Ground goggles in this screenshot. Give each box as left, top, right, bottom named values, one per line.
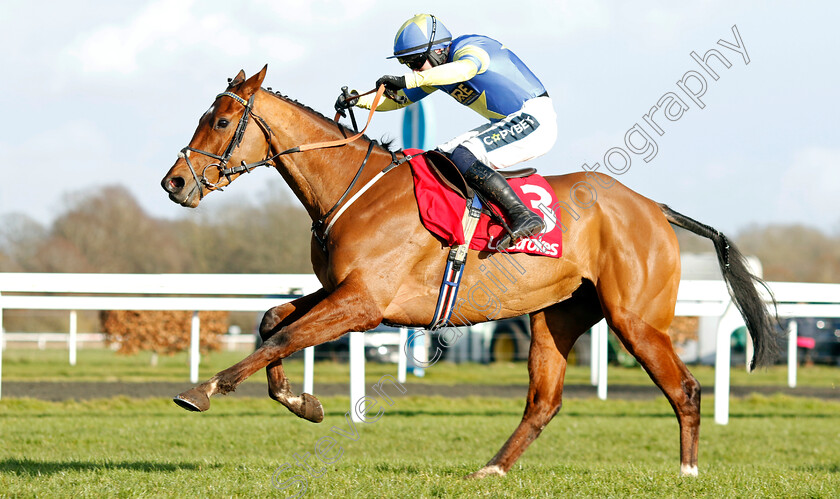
left=398, top=52, right=427, bottom=71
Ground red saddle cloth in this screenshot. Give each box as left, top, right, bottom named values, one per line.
left=405, top=149, right=562, bottom=258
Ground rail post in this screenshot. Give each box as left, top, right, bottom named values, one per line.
left=714, top=301, right=746, bottom=425
left=398, top=327, right=408, bottom=383
left=303, top=346, right=314, bottom=394
left=190, top=311, right=200, bottom=383
left=0, top=291, right=4, bottom=400
left=300, top=284, right=322, bottom=396
left=590, top=325, right=599, bottom=386
left=787, top=321, right=798, bottom=388
left=596, top=320, right=608, bottom=400
left=349, top=330, right=365, bottom=422
left=69, top=310, right=78, bottom=366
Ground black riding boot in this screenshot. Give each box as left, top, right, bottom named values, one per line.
left=462, top=161, right=545, bottom=251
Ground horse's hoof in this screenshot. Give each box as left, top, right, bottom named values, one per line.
left=680, top=464, right=699, bottom=477
left=465, top=465, right=506, bottom=479
left=173, top=388, right=210, bottom=412
left=300, top=393, right=324, bottom=423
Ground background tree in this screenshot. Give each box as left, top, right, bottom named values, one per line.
left=735, top=224, right=840, bottom=283
left=4, top=189, right=839, bottom=282
left=3, top=183, right=839, bottom=348
left=172, top=181, right=312, bottom=273
left=0, top=214, right=50, bottom=271
left=0, top=183, right=315, bottom=343
left=673, top=224, right=840, bottom=283
left=52, top=186, right=189, bottom=273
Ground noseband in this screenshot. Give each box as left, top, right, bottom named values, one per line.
left=178, top=91, right=276, bottom=199
left=175, top=84, right=416, bottom=253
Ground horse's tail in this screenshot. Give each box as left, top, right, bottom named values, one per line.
left=658, top=203, right=781, bottom=369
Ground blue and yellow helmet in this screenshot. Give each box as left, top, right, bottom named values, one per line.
left=388, top=14, right=452, bottom=61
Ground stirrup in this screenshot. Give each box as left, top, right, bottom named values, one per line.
left=496, top=216, right=544, bottom=251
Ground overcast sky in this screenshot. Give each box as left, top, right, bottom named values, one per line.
left=2, top=1, right=838, bottom=235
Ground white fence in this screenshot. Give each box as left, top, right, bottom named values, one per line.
left=0, top=273, right=322, bottom=398
left=589, top=280, right=840, bottom=424
left=1, top=332, right=257, bottom=350
left=2, top=273, right=839, bottom=424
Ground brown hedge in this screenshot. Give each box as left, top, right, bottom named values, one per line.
left=100, top=310, right=229, bottom=355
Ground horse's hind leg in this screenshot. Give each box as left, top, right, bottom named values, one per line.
left=602, top=298, right=701, bottom=476
left=259, top=289, right=330, bottom=423
left=468, top=283, right=602, bottom=478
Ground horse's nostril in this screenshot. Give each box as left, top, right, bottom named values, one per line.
left=164, top=176, right=186, bottom=193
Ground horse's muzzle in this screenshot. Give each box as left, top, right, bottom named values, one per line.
left=161, top=175, right=198, bottom=207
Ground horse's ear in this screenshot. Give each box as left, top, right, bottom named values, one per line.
left=241, top=65, right=268, bottom=98
left=228, top=69, right=247, bottom=88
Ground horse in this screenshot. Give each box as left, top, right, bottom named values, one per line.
left=161, top=65, right=779, bottom=478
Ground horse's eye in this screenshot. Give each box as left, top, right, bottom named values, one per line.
left=216, top=119, right=230, bottom=129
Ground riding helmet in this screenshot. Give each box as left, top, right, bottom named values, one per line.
left=388, top=14, right=452, bottom=67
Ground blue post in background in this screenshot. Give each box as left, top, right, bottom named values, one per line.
left=402, top=100, right=435, bottom=376
left=401, top=100, right=435, bottom=150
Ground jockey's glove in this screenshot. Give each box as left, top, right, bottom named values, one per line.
left=376, top=75, right=407, bottom=92
left=334, top=90, right=359, bottom=116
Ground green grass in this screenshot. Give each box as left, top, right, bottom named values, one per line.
left=2, top=347, right=839, bottom=389
left=0, top=395, right=838, bottom=497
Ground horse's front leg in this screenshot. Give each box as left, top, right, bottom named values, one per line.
left=259, top=289, right=329, bottom=422
left=173, top=279, right=383, bottom=414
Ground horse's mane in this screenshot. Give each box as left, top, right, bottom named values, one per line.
left=261, top=87, right=397, bottom=153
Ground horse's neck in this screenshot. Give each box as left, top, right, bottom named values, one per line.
left=264, top=92, right=378, bottom=222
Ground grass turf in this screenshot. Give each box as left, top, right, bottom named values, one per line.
left=2, top=348, right=839, bottom=388
left=0, top=394, right=838, bottom=497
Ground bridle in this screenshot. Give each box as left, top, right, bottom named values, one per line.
left=178, top=85, right=393, bottom=200
left=178, top=91, right=277, bottom=199
left=175, top=84, right=418, bottom=252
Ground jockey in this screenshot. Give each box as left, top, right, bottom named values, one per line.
left=336, top=13, right=557, bottom=251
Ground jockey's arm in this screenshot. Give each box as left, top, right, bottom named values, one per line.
left=356, top=47, right=485, bottom=111
left=354, top=90, right=417, bottom=111
left=404, top=57, right=480, bottom=88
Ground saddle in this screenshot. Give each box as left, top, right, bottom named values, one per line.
left=403, top=149, right=559, bottom=329
left=421, top=150, right=537, bottom=201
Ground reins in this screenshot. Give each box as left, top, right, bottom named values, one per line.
left=178, top=84, right=416, bottom=253
left=178, top=86, right=387, bottom=199
left=287, top=85, right=387, bottom=153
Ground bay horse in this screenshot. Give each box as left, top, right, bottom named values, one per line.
left=161, top=66, right=778, bottom=478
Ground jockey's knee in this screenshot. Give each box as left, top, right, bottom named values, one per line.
left=450, top=144, right=478, bottom=174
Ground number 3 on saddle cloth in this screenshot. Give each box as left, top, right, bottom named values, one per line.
left=403, top=148, right=563, bottom=329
